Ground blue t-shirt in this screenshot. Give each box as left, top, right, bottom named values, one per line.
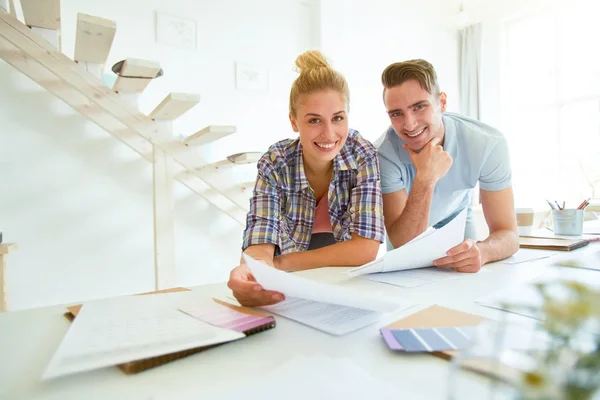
left=377, top=112, right=512, bottom=242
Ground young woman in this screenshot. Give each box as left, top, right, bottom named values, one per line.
left=227, top=50, right=384, bottom=306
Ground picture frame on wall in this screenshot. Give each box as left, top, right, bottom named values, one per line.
left=235, top=62, right=268, bottom=93
left=155, top=11, right=197, bottom=51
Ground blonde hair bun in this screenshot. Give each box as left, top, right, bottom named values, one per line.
left=294, top=50, right=330, bottom=74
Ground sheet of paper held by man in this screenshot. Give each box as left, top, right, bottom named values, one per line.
left=244, top=255, right=415, bottom=335
left=43, top=292, right=245, bottom=380
left=347, top=208, right=468, bottom=277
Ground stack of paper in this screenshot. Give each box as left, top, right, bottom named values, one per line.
left=347, top=208, right=467, bottom=277
left=43, top=293, right=245, bottom=380
left=244, top=255, right=414, bottom=335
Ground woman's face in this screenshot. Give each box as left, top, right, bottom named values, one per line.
left=289, top=89, right=349, bottom=169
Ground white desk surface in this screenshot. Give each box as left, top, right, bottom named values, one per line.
left=1, top=243, right=598, bottom=400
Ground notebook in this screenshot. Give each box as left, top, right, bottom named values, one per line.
left=519, top=236, right=589, bottom=251
left=381, top=305, right=521, bottom=383
left=64, top=288, right=276, bottom=374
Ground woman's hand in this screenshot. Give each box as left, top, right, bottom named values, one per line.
left=227, top=265, right=286, bottom=307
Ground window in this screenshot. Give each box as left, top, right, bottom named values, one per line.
left=501, top=2, right=600, bottom=207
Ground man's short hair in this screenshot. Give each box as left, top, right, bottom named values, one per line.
left=381, top=59, right=440, bottom=96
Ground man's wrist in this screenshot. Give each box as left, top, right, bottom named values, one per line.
left=476, top=241, right=489, bottom=266
left=413, top=175, right=437, bottom=190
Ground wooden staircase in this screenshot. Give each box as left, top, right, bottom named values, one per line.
left=0, top=1, right=259, bottom=294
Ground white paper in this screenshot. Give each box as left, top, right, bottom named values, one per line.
left=361, top=267, right=460, bottom=288
left=476, top=267, right=600, bottom=333
left=262, top=296, right=390, bottom=335
left=218, top=355, right=398, bottom=400
left=583, top=219, right=600, bottom=235
left=553, top=249, right=600, bottom=271
left=43, top=293, right=245, bottom=380
left=499, top=248, right=558, bottom=265
left=243, top=254, right=400, bottom=312
left=347, top=208, right=467, bottom=276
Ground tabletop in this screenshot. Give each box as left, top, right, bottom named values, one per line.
left=1, top=243, right=599, bottom=400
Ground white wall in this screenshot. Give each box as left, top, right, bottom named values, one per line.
left=1, top=0, right=309, bottom=311
left=0, top=0, right=459, bottom=311
left=318, top=0, right=460, bottom=142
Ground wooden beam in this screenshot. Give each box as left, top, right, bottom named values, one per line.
left=183, top=125, right=236, bottom=146
left=149, top=93, right=200, bottom=121
left=21, top=0, right=60, bottom=29
left=74, top=13, right=116, bottom=65
left=153, top=144, right=176, bottom=290
left=0, top=243, right=17, bottom=255
left=0, top=11, right=248, bottom=224
left=0, top=243, right=17, bottom=312
left=0, top=253, right=6, bottom=312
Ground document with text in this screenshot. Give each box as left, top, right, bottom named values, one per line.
left=244, top=254, right=401, bottom=312
left=244, top=255, right=415, bottom=335
left=347, top=208, right=468, bottom=276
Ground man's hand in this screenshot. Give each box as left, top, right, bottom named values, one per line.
left=404, top=137, right=452, bottom=184
left=433, top=239, right=482, bottom=273
left=227, top=265, right=285, bottom=307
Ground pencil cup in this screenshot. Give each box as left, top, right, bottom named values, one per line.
left=552, top=209, right=584, bottom=236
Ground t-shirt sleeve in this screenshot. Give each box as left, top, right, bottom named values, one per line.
left=378, top=150, right=407, bottom=194
left=479, top=137, right=512, bottom=191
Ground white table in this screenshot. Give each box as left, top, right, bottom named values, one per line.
left=1, top=244, right=598, bottom=400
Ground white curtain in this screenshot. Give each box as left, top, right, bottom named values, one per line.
left=459, top=23, right=483, bottom=208
left=459, top=23, right=482, bottom=119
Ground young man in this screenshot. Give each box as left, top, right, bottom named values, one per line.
left=377, top=59, right=518, bottom=273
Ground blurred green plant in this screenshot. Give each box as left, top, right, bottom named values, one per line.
left=505, top=280, right=600, bottom=400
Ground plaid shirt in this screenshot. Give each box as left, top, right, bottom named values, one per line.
left=242, top=129, right=385, bottom=255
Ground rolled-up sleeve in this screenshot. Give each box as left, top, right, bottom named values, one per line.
left=242, top=154, right=282, bottom=252
left=348, top=153, right=385, bottom=243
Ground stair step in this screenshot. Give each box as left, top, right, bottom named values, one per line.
left=112, top=58, right=161, bottom=94
left=21, top=0, right=60, bottom=29
left=200, top=152, right=262, bottom=171
left=74, top=13, right=116, bottom=65
left=149, top=93, right=200, bottom=120
left=183, top=125, right=236, bottom=146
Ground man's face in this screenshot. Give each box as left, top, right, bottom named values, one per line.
left=383, top=79, right=447, bottom=152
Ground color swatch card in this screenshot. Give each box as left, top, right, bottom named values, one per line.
left=180, top=299, right=275, bottom=334
left=381, top=326, right=477, bottom=352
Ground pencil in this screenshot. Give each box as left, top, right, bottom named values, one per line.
left=576, top=198, right=590, bottom=210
